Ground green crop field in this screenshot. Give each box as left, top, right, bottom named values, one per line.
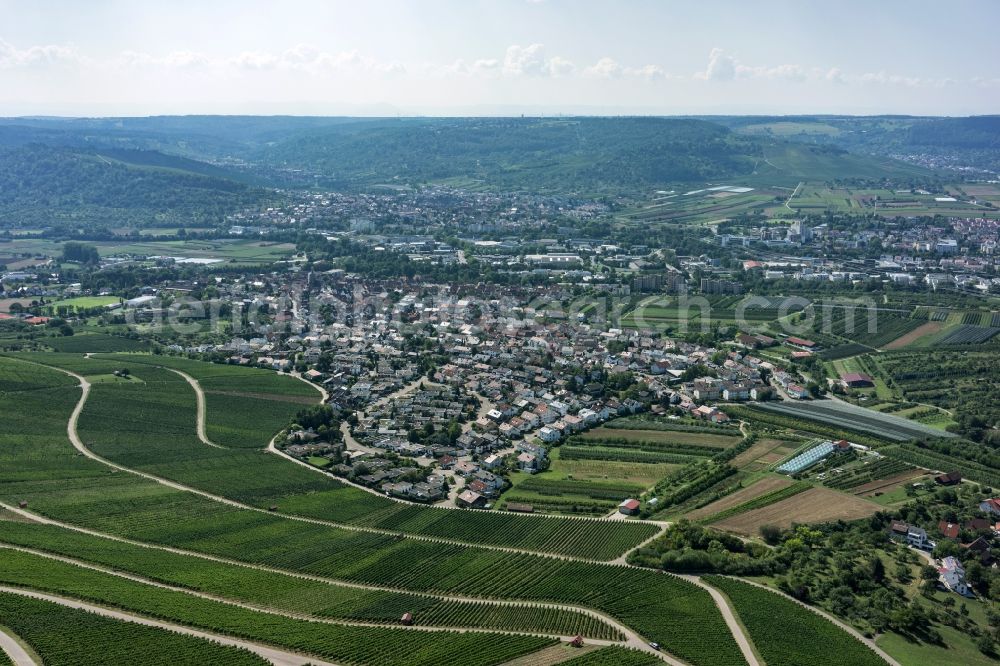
left=0, top=538, right=618, bottom=639
left=559, top=646, right=663, bottom=665
left=704, top=576, right=887, bottom=666
left=0, top=552, right=553, bottom=666
left=45, top=334, right=151, bottom=353
left=0, top=592, right=270, bottom=666
left=42, top=296, right=121, bottom=312
left=0, top=353, right=750, bottom=666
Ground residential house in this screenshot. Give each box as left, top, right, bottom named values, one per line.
left=939, top=556, right=969, bottom=596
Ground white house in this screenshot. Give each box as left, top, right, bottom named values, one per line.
left=538, top=426, right=561, bottom=443
left=482, top=454, right=502, bottom=470
left=939, top=556, right=969, bottom=596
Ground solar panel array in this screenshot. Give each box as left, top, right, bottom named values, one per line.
left=777, top=440, right=835, bottom=474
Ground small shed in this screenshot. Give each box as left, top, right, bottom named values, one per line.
left=401, top=612, right=413, bottom=626
left=268, top=505, right=279, bottom=512
left=618, top=498, right=640, bottom=516
left=569, top=635, right=584, bottom=648
left=18, top=501, right=28, bottom=509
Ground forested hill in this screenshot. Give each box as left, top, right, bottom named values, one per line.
left=0, top=144, right=269, bottom=230
left=0, top=116, right=936, bottom=197
left=251, top=117, right=762, bottom=192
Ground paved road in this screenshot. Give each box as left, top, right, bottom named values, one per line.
left=0, top=585, right=336, bottom=666
left=0, top=625, right=37, bottom=666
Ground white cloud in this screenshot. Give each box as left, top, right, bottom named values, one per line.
left=502, top=44, right=576, bottom=77
left=624, top=64, right=669, bottom=80
left=503, top=43, right=547, bottom=76
left=547, top=56, right=576, bottom=77
left=584, top=57, right=621, bottom=79
left=695, top=47, right=736, bottom=81
left=0, top=38, right=80, bottom=68
left=858, top=71, right=922, bottom=87
left=696, top=48, right=808, bottom=81
left=230, top=51, right=280, bottom=70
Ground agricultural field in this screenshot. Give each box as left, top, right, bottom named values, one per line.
left=2, top=237, right=297, bottom=265
left=44, top=334, right=151, bottom=353
left=701, top=482, right=811, bottom=525
left=876, top=350, right=999, bottom=444
left=0, top=538, right=619, bottom=639
left=41, top=296, right=121, bottom=313
left=881, top=321, right=944, bottom=349
left=703, top=576, right=888, bottom=666
left=809, top=311, right=925, bottom=350
left=93, top=353, right=321, bottom=448
left=578, top=426, right=740, bottom=448
left=0, top=551, right=555, bottom=666
left=0, top=355, right=749, bottom=666
left=711, top=487, right=881, bottom=536
left=936, top=325, right=1000, bottom=346
left=820, top=458, right=918, bottom=492
left=685, top=476, right=794, bottom=521
left=0, top=592, right=270, bottom=666
left=558, top=647, right=662, bottom=665
left=543, top=448, right=680, bottom=488
left=730, top=438, right=802, bottom=472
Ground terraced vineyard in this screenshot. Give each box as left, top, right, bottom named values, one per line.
left=0, top=591, right=269, bottom=666
left=559, top=647, right=662, bottom=665
left=0, top=525, right=619, bottom=639
left=0, top=555, right=554, bottom=666
left=0, top=354, right=747, bottom=666
left=704, top=576, right=888, bottom=666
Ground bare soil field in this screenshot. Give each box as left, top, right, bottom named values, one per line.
left=0, top=298, right=32, bottom=312
left=731, top=439, right=794, bottom=469
left=712, top=487, right=881, bottom=536
left=852, top=470, right=927, bottom=497
left=686, top=476, right=794, bottom=520
left=582, top=427, right=739, bottom=448
left=883, top=321, right=943, bottom=349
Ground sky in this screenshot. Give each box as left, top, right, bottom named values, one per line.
left=0, top=0, right=997, bottom=117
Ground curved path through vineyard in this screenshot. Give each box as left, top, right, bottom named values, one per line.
left=0, top=585, right=336, bottom=666
left=166, top=368, right=225, bottom=449
left=0, top=625, right=38, bottom=666
left=678, top=575, right=760, bottom=666
left=0, top=504, right=647, bottom=653
left=13, top=359, right=727, bottom=664
left=0, top=545, right=627, bottom=648
left=165, top=362, right=671, bottom=532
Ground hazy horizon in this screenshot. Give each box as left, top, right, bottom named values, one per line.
left=2, top=0, right=997, bottom=117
